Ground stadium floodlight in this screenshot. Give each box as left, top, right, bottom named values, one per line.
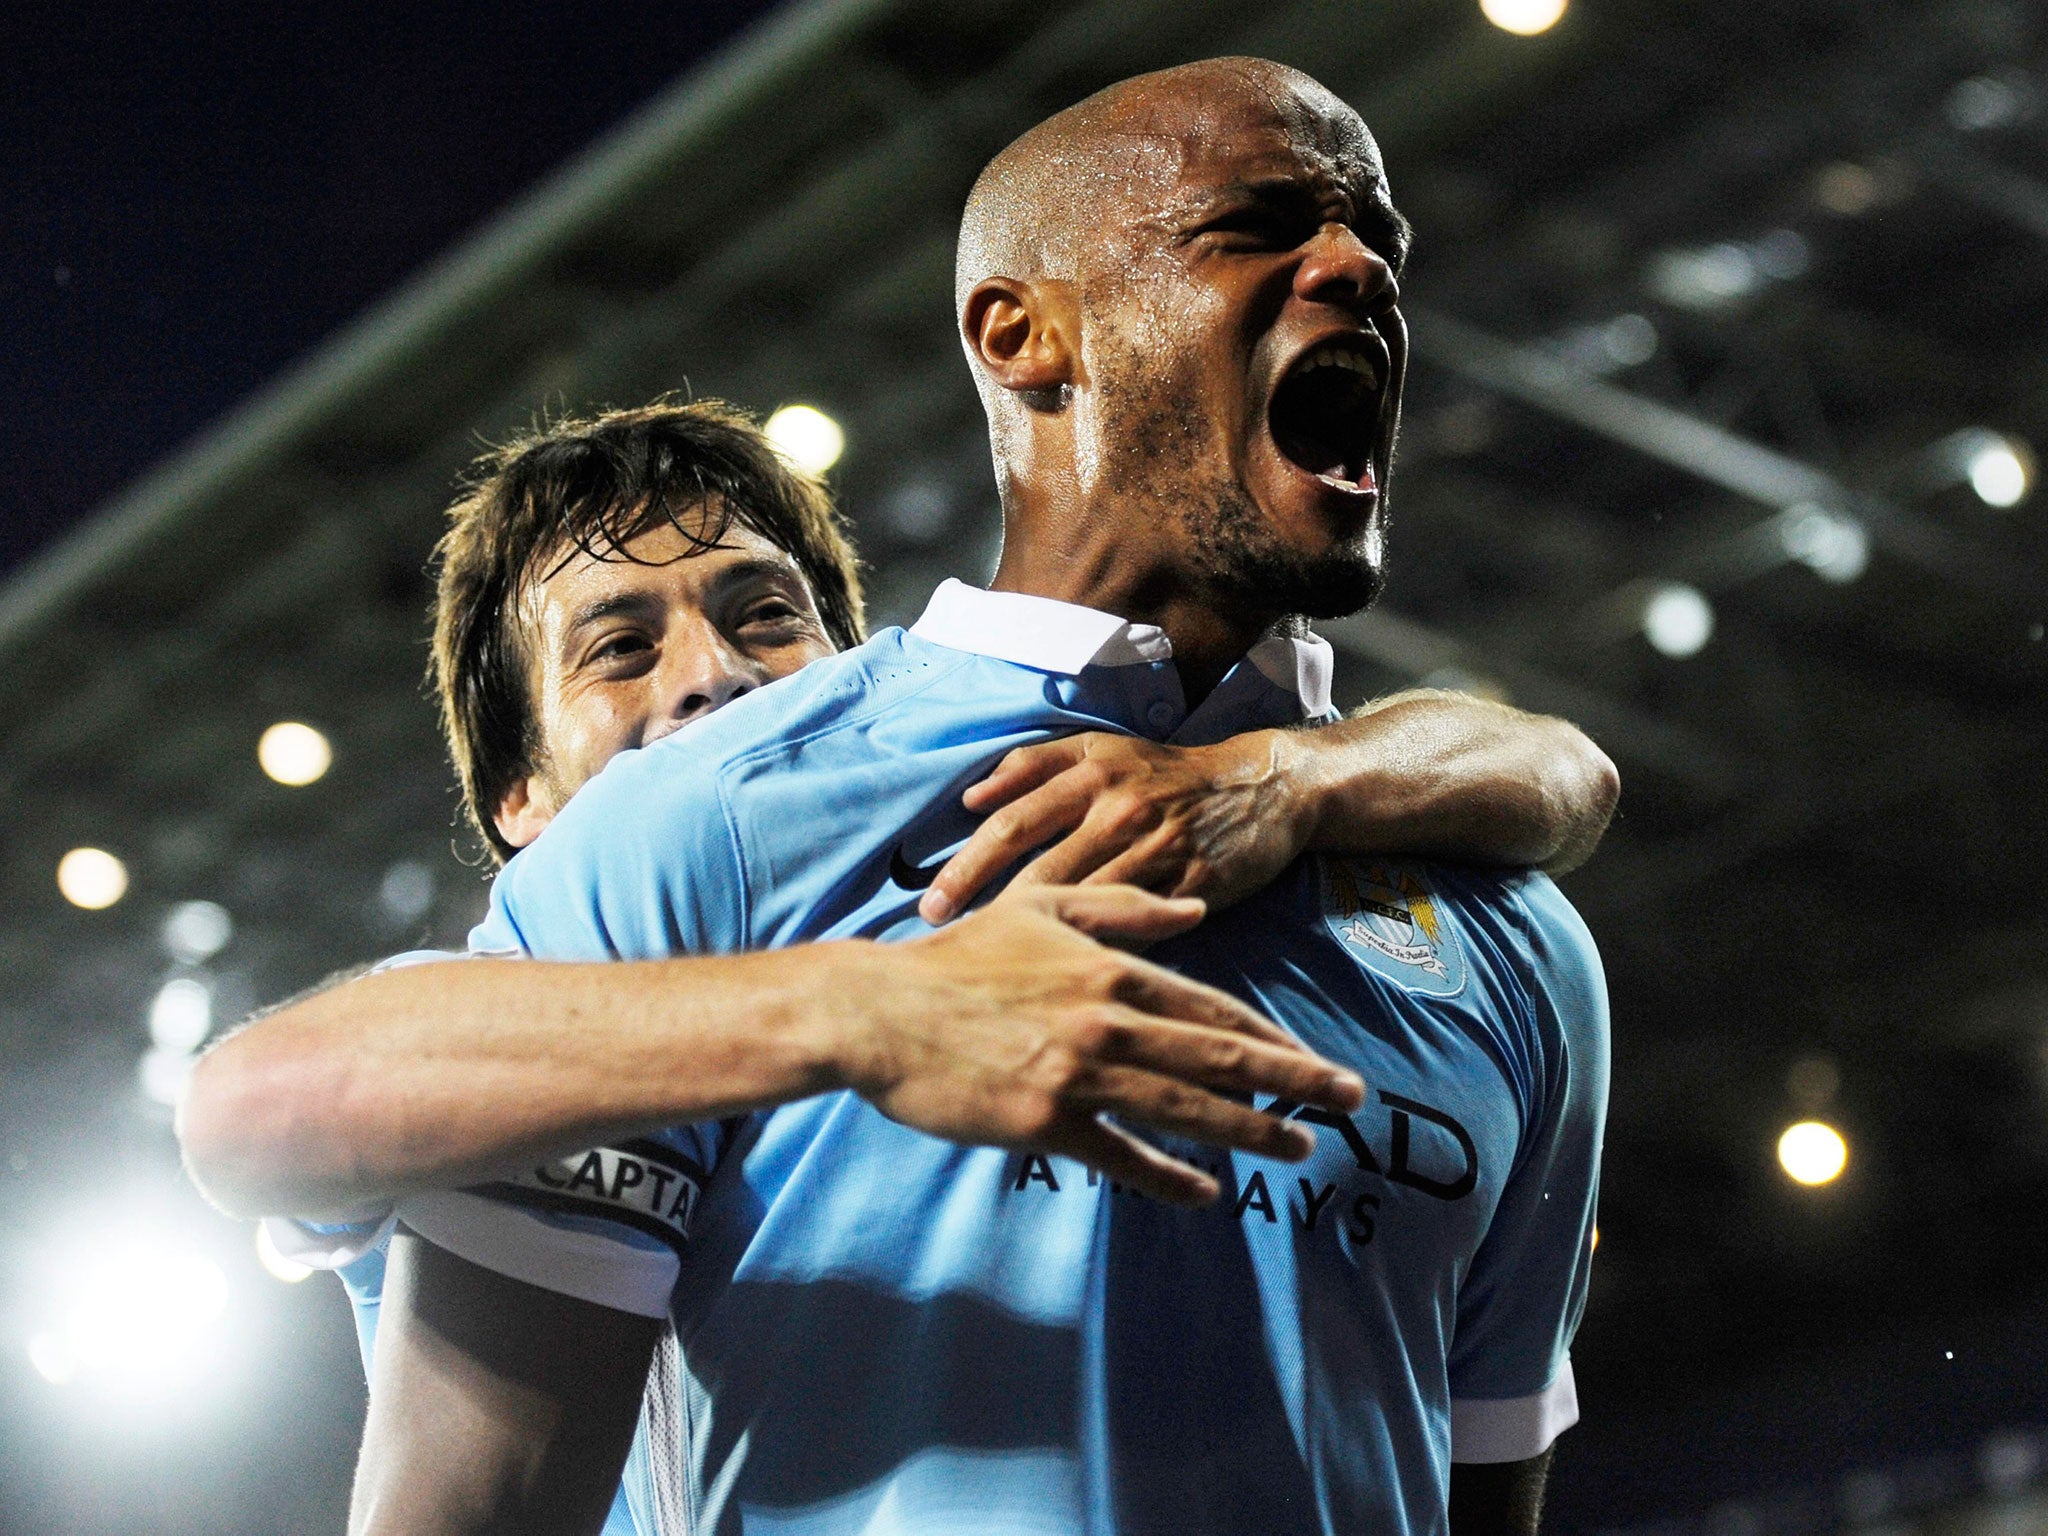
left=764, top=404, right=846, bottom=476
left=1480, top=0, right=1566, bottom=35
left=27, top=1331, right=77, bottom=1385
left=1966, top=434, right=2032, bottom=508
left=24, top=1231, right=233, bottom=1402
left=161, top=899, right=233, bottom=964
left=258, top=721, right=332, bottom=786
left=1777, top=1120, right=1848, bottom=1186
left=1642, top=583, right=1715, bottom=658
left=138, top=1047, right=197, bottom=1107
left=1778, top=504, right=1870, bottom=584
left=148, top=977, right=213, bottom=1053
left=57, top=847, right=128, bottom=909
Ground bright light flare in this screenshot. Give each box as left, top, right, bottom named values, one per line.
left=256, top=1223, right=315, bottom=1284
left=1481, top=0, right=1566, bottom=35
left=258, top=721, right=332, bottom=786
left=1967, top=436, right=2032, bottom=508
left=764, top=405, right=845, bottom=476
left=1779, top=504, right=1870, bottom=584
left=1643, top=583, right=1715, bottom=658
left=1777, top=1120, right=1848, bottom=1186
left=57, top=847, right=128, bottom=909
left=148, top=977, right=212, bottom=1052
left=162, top=899, right=232, bottom=963
left=25, top=1235, right=231, bottom=1397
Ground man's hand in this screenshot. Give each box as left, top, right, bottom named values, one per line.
left=832, top=884, right=1363, bottom=1207
left=921, top=732, right=1301, bottom=924
left=918, top=693, right=1620, bottom=924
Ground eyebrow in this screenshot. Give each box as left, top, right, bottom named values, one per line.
left=564, top=589, right=663, bottom=642
left=562, top=554, right=805, bottom=641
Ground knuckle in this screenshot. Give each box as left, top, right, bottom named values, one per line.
left=1013, top=1097, right=1063, bottom=1141
left=1085, top=955, right=1140, bottom=1001
left=1106, top=795, right=1155, bottom=836
left=1204, top=1036, right=1249, bottom=1075
left=1061, top=1011, right=1114, bottom=1062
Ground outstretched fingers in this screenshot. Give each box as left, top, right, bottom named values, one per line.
left=960, top=739, right=1089, bottom=814
left=1084, top=997, right=1365, bottom=1117
left=1078, top=1062, right=1316, bottom=1162
left=1047, top=1113, right=1221, bottom=1207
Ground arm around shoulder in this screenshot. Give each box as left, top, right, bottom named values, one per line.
left=1286, top=690, right=1619, bottom=875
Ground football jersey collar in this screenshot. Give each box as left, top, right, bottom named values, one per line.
left=907, top=578, right=1333, bottom=719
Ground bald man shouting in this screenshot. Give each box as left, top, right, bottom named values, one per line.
left=353, top=60, right=1608, bottom=1536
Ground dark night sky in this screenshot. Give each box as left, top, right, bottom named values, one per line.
left=4, top=0, right=782, bottom=583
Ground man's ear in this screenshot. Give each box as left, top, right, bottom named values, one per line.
left=961, top=276, right=1076, bottom=401
left=493, top=772, right=557, bottom=851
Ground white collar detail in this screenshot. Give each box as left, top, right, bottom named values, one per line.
left=907, top=579, right=1334, bottom=718
left=909, top=579, right=1172, bottom=673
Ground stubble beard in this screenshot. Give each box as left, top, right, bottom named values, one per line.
left=1094, top=332, right=1388, bottom=629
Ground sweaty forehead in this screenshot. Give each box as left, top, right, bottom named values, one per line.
left=1097, top=68, right=1385, bottom=207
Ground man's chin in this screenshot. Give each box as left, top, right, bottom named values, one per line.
left=1255, top=545, right=1385, bottom=621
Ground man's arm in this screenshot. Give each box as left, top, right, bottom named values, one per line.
left=181, top=886, right=1365, bottom=1219
left=920, top=689, right=1620, bottom=922
left=349, top=1231, right=654, bottom=1536
left=1449, top=1452, right=1553, bottom=1536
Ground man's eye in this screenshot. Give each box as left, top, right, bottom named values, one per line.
left=1204, top=211, right=1287, bottom=244
left=590, top=633, right=653, bottom=663
left=742, top=600, right=804, bottom=627
left=1201, top=206, right=1316, bottom=249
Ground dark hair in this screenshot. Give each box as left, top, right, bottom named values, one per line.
left=432, top=399, right=865, bottom=863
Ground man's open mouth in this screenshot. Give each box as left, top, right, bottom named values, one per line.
left=1269, top=342, right=1384, bottom=492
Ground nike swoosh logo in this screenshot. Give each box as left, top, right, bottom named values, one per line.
left=889, top=847, right=947, bottom=890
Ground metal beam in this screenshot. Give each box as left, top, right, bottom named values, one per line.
left=1405, top=303, right=2030, bottom=603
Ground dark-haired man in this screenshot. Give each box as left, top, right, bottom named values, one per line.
left=340, top=59, right=1611, bottom=1536
left=188, top=395, right=1610, bottom=1534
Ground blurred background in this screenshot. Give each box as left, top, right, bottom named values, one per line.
left=4, top=0, right=2046, bottom=1530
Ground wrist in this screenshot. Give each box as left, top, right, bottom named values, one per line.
left=791, top=940, right=895, bottom=1099
left=1261, top=727, right=1330, bottom=856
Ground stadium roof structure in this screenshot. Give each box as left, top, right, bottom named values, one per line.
left=3, top=0, right=2046, bottom=1527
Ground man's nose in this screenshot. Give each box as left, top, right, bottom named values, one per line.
left=660, top=638, right=760, bottom=730
left=1294, top=224, right=1398, bottom=314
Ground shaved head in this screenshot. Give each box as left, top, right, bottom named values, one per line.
left=955, top=58, right=1393, bottom=313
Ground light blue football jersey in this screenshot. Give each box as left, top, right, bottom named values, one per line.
left=395, top=581, right=1609, bottom=1536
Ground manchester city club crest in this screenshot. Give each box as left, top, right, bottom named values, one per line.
left=1321, top=858, right=1466, bottom=998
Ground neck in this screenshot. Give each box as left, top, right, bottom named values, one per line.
left=989, top=508, right=1267, bottom=706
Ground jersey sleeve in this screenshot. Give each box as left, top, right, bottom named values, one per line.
left=393, top=1128, right=728, bottom=1318
left=474, top=739, right=750, bottom=962
left=1447, top=874, right=1610, bottom=1463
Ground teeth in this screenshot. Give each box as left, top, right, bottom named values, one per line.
left=1296, top=343, right=1380, bottom=386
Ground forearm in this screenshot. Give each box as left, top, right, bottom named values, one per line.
left=181, top=946, right=866, bottom=1220
left=1279, top=691, right=1619, bottom=874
